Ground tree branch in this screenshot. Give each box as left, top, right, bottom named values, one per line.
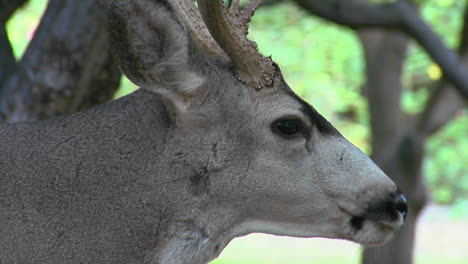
left=0, top=0, right=121, bottom=122
left=0, top=25, right=17, bottom=91
left=293, top=0, right=468, bottom=99
left=417, top=3, right=468, bottom=136
left=458, top=3, right=468, bottom=54
left=359, top=30, right=410, bottom=163
left=418, top=83, right=465, bottom=136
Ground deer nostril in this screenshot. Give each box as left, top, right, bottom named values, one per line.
left=393, top=193, right=408, bottom=219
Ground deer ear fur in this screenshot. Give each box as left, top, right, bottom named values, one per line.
left=108, top=0, right=204, bottom=99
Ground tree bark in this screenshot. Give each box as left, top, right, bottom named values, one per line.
left=358, top=9, right=467, bottom=260
left=359, top=30, right=428, bottom=264
left=0, top=0, right=121, bottom=123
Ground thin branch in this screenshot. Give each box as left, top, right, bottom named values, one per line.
left=0, top=25, right=17, bottom=91
left=294, top=0, right=468, bottom=99
left=358, top=30, right=410, bottom=162
left=418, top=83, right=465, bottom=136
left=458, top=3, right=468, bottom=54
left=418, top=3, right=468, bottom=136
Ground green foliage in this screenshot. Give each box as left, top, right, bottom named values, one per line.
left=421, top=0, right=465, bottom=41
left=115, top=76, right=138, bottom=98
left=449, top=199, right=468, bottom=219
left=425, top=112, right=468, bottom=204
left=402, top=0, right=464, bottom=113
left=6, top=0, right=47, bottom=59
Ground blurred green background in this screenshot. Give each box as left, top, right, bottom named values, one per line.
left=7, top=0, right=467, bottom=263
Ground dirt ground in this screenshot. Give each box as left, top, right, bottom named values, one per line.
left=414, top=204, right=468, bottom=263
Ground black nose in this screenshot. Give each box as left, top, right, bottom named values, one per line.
left=393, top=193, right=408, bottom=219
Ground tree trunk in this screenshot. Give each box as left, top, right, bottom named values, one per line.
left=0, top=0, right=121, bottom=123
left=359, top=30, right=428, bottom=264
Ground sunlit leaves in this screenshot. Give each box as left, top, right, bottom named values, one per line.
left=425, top=113, right=468, bottom=204
left=427, top=63, right=442, bottom=80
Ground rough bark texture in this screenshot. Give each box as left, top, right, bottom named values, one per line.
left=0, top=0, right=121, bottom=123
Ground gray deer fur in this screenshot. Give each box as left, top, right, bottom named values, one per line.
left=0, top=0, right=407, bottom=263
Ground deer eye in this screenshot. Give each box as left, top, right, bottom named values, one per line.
left=272, top=118, right=304, bottom=138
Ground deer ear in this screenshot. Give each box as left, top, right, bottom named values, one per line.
left=108, top=0, right=204, bottom=99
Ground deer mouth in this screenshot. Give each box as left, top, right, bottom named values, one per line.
left=349, top=213, right=403, bottom=231
left=342, top=208, right=404, bottom=246
left=350, top=216, right=365, bottom=230
left=337, top=192, right=407, bottom=245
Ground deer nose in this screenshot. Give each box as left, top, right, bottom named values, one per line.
left=393, top=193, right=408, bottom=219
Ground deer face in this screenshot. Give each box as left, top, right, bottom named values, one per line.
left=186, top=70, right=406, bottom=247
left=109, top=0, right=407, bottom=250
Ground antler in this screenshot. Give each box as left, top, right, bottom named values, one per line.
left=197, top=0, right=276, bottom=89
left=169, top=0, right=227, bottom=59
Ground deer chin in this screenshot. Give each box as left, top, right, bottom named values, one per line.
left=344, top=213, right=404, bottom=246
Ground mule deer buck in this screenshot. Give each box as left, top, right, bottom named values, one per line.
left=0, top=0, right=408, bottom=263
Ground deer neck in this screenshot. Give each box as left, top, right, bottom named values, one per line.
left=150, top=204, right=243, bottom=264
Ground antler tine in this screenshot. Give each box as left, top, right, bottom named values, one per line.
left=198, top=0, right=275, bottom=90
left=169, top=0, right=227, bottom=59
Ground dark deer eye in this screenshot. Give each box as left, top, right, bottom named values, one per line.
left=272, top=119, right=304, bottom=137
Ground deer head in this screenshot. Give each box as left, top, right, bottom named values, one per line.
left=107, top=0, right=407, bottom=261
left=0, top=0, right=407, bottom=263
